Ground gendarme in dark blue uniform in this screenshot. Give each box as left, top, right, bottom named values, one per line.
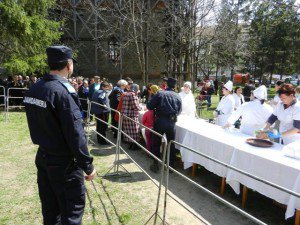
left=24, top=46, right=95, bottom=225
left=147, top=77, right=182, bottom=173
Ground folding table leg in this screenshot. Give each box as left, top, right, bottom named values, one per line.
left=242, top=185, right=248, bottom=208
left=192, top=163, right=197, bottom=177
left=220, top=177, right=226, bottom=195
left=295, top=210, right=300, bottom=225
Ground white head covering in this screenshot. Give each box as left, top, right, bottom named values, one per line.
left=183, top=81, right=191, bottom=89
left=224, top=80, right=233, bottom=92
left=253, top=85, right=267, bottom=100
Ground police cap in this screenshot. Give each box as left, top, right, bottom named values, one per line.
left=167, top=77, right=177, bottom=88
left=46, top=45, right=77, bottom=64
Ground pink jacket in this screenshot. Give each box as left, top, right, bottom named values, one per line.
left=142, top=110, right=153, bottom=129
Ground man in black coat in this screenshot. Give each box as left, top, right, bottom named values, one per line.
left=24, top=46, right=96, bottom=225
left=147, top=77, right=182, bottom=173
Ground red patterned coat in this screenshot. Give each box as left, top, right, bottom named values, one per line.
left=121, top=91, right=142, bottom=142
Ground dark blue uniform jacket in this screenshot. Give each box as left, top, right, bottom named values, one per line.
left=90, top=89, right=110, bottom=115
left=147, top=88, right=182, bottom=117
left=24, top=74, right=94, bottom=175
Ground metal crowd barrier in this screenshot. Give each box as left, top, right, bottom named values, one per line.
left=163, top=140, right=300, bottom=225
left=0, top=86, right=6, bottom=113
left=6, top=87, right=28, bottom=121
left=86, top=101, right=269, bottom=224
left=88, top=100, right=169, bottom=224
left=88, top=102, right=300, bottom=224
left=88, top=101, right=125, bottom=177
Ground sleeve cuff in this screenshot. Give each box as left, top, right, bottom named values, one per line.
left=267, top=114, right=278, bottom=125
left=83, top=163, right=94, bottom=175
left=293, top=120, right=300, bottom=129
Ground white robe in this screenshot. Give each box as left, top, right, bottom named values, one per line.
left=273, top=100, right=300, bottom=144
left=227, top=99, right=273, bottom=136
left=232, top=93, right=245, bottom=109
left=179, top=91, right=196, bottom=117
left=216, top=94, right=235, bottom=126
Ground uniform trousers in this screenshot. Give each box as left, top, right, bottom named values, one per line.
left=95, top=112, right=108, bottom=143
left=110, top=110, right=118, bottom=138
left=152, top=117, right=176, bottom=167
left=35, top=149, right=86, bottom=225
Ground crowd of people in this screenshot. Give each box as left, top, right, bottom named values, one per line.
left=2, top=72, right=300, bottom=165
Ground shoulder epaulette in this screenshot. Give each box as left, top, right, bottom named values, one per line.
left=59, top=81, right=76, bottom=94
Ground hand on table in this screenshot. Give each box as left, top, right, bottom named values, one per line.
left=267, top=130, right=281, bottom=139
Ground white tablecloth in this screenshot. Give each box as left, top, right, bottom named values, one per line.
left=175, top=116, right=300, bottom=219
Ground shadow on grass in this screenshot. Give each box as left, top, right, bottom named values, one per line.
left=103, top=171, right=150, bottom=183
left=88, top=176, right=133, bottom=225
left=90, top=147, right=117, bottom=157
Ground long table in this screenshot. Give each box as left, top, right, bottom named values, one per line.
left=175, top=115, right=300, bottom=219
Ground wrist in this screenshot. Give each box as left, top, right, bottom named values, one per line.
left=85, top=164, right=94, bottom=175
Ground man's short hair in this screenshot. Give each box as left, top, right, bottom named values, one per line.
left=48, top=61, right=69, bottom=71
left=101, top=81, right=110, bottom=88
left=117, top=79, right=128, bottom=87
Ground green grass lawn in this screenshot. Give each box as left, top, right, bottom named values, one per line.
left=0, top=112, right=199, bottom=225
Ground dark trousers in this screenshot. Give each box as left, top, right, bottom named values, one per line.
left=152, top=117, right=176, bottom=167
left=110, top=110, right=118, bottom=137
left=96, top=112, right=108, bottom=143
left=206, top=95, right=211, bottom=107
left=35, top=149, right=85, bottom=225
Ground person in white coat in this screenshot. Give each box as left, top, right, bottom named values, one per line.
left=232, top=86, right=245, bottom=110
left=179, top=81, right=196, bottom=117
left=214, top=80, right=235, bottom=126
left=224, top=85, right=273, bottom=136
left=270, top=80, right=284, bottom=109
left=264, top=84, right=300, bottom=145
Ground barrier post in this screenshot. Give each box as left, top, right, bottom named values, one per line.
left=0, top=86, right=6, bottom=120
left=5, top=87, right=28, bottom=121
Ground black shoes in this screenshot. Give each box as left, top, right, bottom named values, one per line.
left=98, top=140, right=109, bottom=145
left=150, top=160, right=159, bottom=173
left=128, top=142, right=139, bottom=151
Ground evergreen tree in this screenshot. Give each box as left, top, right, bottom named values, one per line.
left=0, top=0, right=62, bottom=75
left=248, top=0, right=300, bottom=81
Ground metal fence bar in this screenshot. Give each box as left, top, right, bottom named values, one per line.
left=116, top=114, right=168, bottom=225
left=170, top=140, right=300, bottom=199
left=89, top=101, right=128, bottom=178
left=6, top=87, right=28, bottom=121
left=164, top=140, right=300, bottom=225
left=0, top=86, right=6, bottom=114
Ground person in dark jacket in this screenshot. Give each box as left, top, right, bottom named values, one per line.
left=91, top=81, right=111, bottom=145
left=243, top=80, right=255, bottom=102
left=108, top=79, right=128, bottom=138
left=23, top=45, right=96, bottom=225
left=78, top=80, right=89, bottom=121
left=147, top=77, right=182, bottom=173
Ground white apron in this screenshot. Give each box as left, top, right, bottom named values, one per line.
left=216, top=94, right=235, bottom=126
left=227, top=99, right=273, bottom=136
left=274, top=100, right=300, bottom=145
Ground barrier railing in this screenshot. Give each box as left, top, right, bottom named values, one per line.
left=86, top=100, right=270, bottom=224
left=119, top=113, right=168, bottom=225
left=0, top=86, right=6, bottom=113
left=6, top=87, right=28, bottom=121
left=88, top=100, right=169, bottom=224
left=88, top=101, right=125, bottom=178
left=164, top=140, right=300, bottom=225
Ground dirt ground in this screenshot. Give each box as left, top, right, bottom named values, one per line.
left=88, top=125, right=296, bottom=225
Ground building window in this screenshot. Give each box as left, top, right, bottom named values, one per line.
left=108, top=37, right=119, bottom=62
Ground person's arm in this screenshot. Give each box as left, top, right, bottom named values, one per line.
left=147, top=93, right=159, bottom=110
left=225, top=104, right=244, bottom=127
left=281, top=127, right=300, bottom=137
left=56, top=91, right=95, bottom=178
left=220, top=98, right=234, bottom=115
left=132, top=94, right=142, bottom=111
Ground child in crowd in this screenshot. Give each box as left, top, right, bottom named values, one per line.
left=142, top=108, right=153, bottom=152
